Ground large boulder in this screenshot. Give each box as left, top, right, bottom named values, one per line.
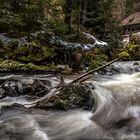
left=36, top=83, right=95, bottom=111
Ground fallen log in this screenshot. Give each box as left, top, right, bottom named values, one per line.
left=71, top=58, right=120, bottom=83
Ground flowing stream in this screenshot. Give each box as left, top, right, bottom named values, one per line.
left=0, top=62, right=140, bottom=139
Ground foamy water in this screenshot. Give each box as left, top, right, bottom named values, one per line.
left=0, top=72, right=140, bottom=139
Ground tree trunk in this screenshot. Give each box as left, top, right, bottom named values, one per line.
left=64, top=0, right=72, bottom=33
left=27, top=0, right=31, bottom=42
left=82, top=0, right=87, bottom=25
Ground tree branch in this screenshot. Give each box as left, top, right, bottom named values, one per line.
left=71, top=58, right=120, bottom=83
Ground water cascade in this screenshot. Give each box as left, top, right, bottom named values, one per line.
left=109, top=61, right=140, bottom=74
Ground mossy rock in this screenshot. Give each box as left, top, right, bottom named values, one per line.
left=0, top=60, right=56, bottom=72
left=36, top=83, right=95, bottom=111
left=129, top=34, right=140, bottom=45
left=36, top=32, right=52, bottom=45
left=119, top=52, right=130, bottom=58
left=90, top=54, right=108, bottom=69
left=0, top=60, right=24, bottom=71
left=120, top=43, right=140, bottom=60
left=14, top=42, right=55, bottom=63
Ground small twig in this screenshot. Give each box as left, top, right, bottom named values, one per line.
left=37, top=79, right=49, bottom=89
left=57, top=74, right=65, bottom=85
left=37, top=95, right=61, bottom=107
left=24, top=86, right=62, bottom=107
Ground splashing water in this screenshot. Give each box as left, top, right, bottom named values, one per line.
left=110, top=61, right=140, bottom=74
left=83, top=32, right=108, bottom=47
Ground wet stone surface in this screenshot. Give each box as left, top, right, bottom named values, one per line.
left=0, top=75, right=95, bottom=111
left=0, top=79, right=50, bottom=99
left=36, top=83, right=95, bottom=111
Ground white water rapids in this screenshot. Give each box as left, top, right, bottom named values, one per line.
left=0, top=62, right=140, bottom=139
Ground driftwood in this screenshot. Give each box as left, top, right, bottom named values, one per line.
left=71, top=58, right=120, bottom=83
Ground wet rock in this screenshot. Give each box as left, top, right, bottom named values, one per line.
left=0, top=60, right=56, bottom=72
left=36, top=83, right=95, bottom=111
left=56, top=65, right=72, bottom=74
left=133, top=62, right=139, bottom=66
left=0, top=79, right=50, bottom=99
left=0, top=81, right=31, bottom=98
left=59, top=83, right=94, bottom=110
left=31, top=79, right=50, bottom=97
left=0, top=33, right=27, bottom=45
left=0, top=60, right=24, bottom=72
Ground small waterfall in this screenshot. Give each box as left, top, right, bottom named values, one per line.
left=49, top=32, right=108, bottom=51
left=0, top=33, right=27, bottom=45
left=83, top=32, right=108, bottom=46
left=110, top=61, right=140, bottom=74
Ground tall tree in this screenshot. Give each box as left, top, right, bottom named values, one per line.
left=64, top=0, right=72, bottom=32
left=0, top=0, right=45, bottom=37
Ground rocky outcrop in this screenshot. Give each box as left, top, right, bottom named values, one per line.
left=0, top=78, right=50, bottom=99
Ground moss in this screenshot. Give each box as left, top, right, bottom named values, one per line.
left=0, top=16, right=24, bottom=34
left=23, top=63, right=39, bottom=70
left=0, top=41, right=58, bottom=71
left=1, top=41, right=19, bottom=60
left=22, top=63, right=56, bottom=71
left=14, top=42, right=55, bottom=63
left=0, top=58, right=4, bottom=63
left=0, top=60, right=24, bottom=71
left=36, top=32, right=51, bottom=45
left=120, top=43, right=140, bottom=60
left=53, top=21, right=68, bottom=35
left=119, top=52, right=130, bottom=58
left=89, top=54, right=108, bottom=69
left=0, top=60, right=56, bottom=72
left=129, top=34, right=140, bottom=45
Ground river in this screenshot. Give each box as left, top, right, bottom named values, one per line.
left=0, top=61, right=140, bottom=139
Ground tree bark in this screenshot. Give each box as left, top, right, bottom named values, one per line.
left=82, top=0, right=87, bottom=25
left=27, top=0, right=31, bottom=42
left=64, top=0, right=72, bottom=32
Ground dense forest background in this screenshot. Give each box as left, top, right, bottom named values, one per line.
left=0, top=0, right=140, bottom=72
